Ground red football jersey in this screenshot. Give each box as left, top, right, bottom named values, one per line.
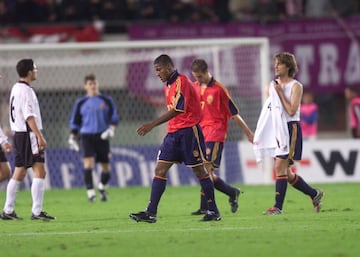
left=164, top=74, right=202, bottom=133
left=194, top=79, right=239, bottom=142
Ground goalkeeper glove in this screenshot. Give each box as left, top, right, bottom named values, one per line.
left=68, top=134, right=80, bottom=152
left=101, top=126, right=115, bottom=140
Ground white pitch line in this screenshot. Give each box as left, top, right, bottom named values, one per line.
left=2, top=226, right=261, bottom=237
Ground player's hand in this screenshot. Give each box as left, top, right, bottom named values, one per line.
left=246, top=132, right=254, bottom=144
left=136, top=123, right=153, bottom=136
left=101, top=126, right=115, bottom=140
left=1, top=142, right=12, bottom=154
left=68, top=134, right=80, bottom=152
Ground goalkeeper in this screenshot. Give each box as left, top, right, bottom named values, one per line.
left=68, top=73, right=119, bottom=202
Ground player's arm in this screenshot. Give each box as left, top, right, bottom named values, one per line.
left=274, top=81, right=302, bottom=116
left=137, top=109, right=179, bottom=136
left=109, top=97, right=120, bottom=126
left=101, top=96, right=120, bottom=140
left=227, top=96, right=254, bottom=143
left=26, top=116, right=47, bottom=149
left=22, top=89, right=46, bottom=149
left=69, top=98, right=85, bottom=135
left=0, top=127, right=12, bottom=153
left=232, top=115, right=254, bottom=143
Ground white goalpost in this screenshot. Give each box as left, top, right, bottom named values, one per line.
left=0, top=38, right=271, bottom=187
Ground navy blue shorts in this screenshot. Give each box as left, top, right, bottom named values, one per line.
left=205, top=142, right=224, bottom=169
left=276, top=121, right=303, bottom=163
left=81, top=133, right=110, bottom=163
left=158, top=125, right=206, bottom=167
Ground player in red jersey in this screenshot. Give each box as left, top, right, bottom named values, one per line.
left=190, top=59, right=254, bottom=215
left=129, top=54, right=221, bottom=223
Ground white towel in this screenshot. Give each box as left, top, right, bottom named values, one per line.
left=253, top=97, right=277, bottom=163
left=269, top=83, right=290, bottom=157
left=253, top=82, right=290, bottom=163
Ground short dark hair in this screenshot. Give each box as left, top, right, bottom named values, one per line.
left=153, top=54, right=173, bottom=67
left=191, top=59, right=208, bottom=73
left=84, top=73, right=96, bottom=83
left=16, top=59, right=34, bottom=77
left=346, top=85, right=360, bottom=95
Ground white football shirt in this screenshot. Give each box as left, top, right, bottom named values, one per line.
left=9, top=82, right=43, bottom=132
left=0, top=127, right=8, bottom=145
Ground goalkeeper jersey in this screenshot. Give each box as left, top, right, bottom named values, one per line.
left=69, top=94, right=119, bottom=134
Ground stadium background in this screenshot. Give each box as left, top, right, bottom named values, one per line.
left=0, top=0, right=360, bottom=189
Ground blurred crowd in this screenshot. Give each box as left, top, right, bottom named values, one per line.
left=1, top=0, right=360, bottom=26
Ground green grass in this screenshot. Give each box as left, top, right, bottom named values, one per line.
left=0, top=183, right=359, bottom=257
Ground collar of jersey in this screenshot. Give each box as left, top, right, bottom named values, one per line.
left=166, top=70, right=179, bottom=86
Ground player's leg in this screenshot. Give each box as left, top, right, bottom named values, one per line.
left=130, top=133, right=175, bottom=223
left=0, top=148, right=11, bottom=182
left=287, top=168, right=323, bottom=212
left=83, top=157, right=96, bottom=202
left=192, top=165, right=221, bottom=221
left=97, top=137, right=111, bottom=201
left=191, top=161, right=210, bottom=215
left=1, top=167, right=26, bottom=220
left=31, top=161, right=55, bottom=220
left=263, top=157, right=288, bottom=215
left=129, top=161, right=172, bottom=223
left=98, top=163, right=110, bottom=201
left=82, top=134, right=96, bottom=202
left=2, top=132, right=28, bottom=220
left=185, top=125, right=220, bottom=221
left=0, top=161, right=11, bottom=183
left=287, top=121, right=324, bottom=212
left=206, top=142, right=240, bottom=213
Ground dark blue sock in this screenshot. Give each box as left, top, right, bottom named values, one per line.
left=274, top=176, right=288, bottom=210
left=199, top=176, right=219, bottom=214
left=146, top=176, right=167, bottom=215
left=290, top=174, right=317, bottom=198
left=199, top=191, right=207, bottom=210
left=213, top=177, right=236, bottom=196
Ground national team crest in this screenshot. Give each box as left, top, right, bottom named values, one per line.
left=207, top=95, right=213, bottom=104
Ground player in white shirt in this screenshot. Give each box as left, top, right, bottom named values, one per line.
left=1, top=59, right=55, bottom=221
left=0, top=127, right=11, bottom=183
left=261, top=52, right=323, bottom=215
left=0, top=74, right=12, bottom=183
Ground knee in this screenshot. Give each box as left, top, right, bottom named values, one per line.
left=193, top=166, right=208, bottom=178
left=154, top=167, right=167, bottom=178
left=274, top=163, right=287, bottom=176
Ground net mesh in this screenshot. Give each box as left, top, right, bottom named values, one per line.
left=0, top=38, right=269, bottom=188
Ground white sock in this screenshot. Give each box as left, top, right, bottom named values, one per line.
left=98, top=182, right=105, bottom=191
left=3, top=179, right=20, bottom=214
left=31, top=178, right=45, bottom=216
left=87, top=189, right=96, bottom=198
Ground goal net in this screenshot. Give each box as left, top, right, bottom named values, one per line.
left=0, top=38, right=270, bottom=188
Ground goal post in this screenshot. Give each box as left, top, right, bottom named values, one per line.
left=0, top=37, right=271, bottom=187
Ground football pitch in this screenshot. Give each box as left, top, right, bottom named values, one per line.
left=0, top=182, right=359, bottom=257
